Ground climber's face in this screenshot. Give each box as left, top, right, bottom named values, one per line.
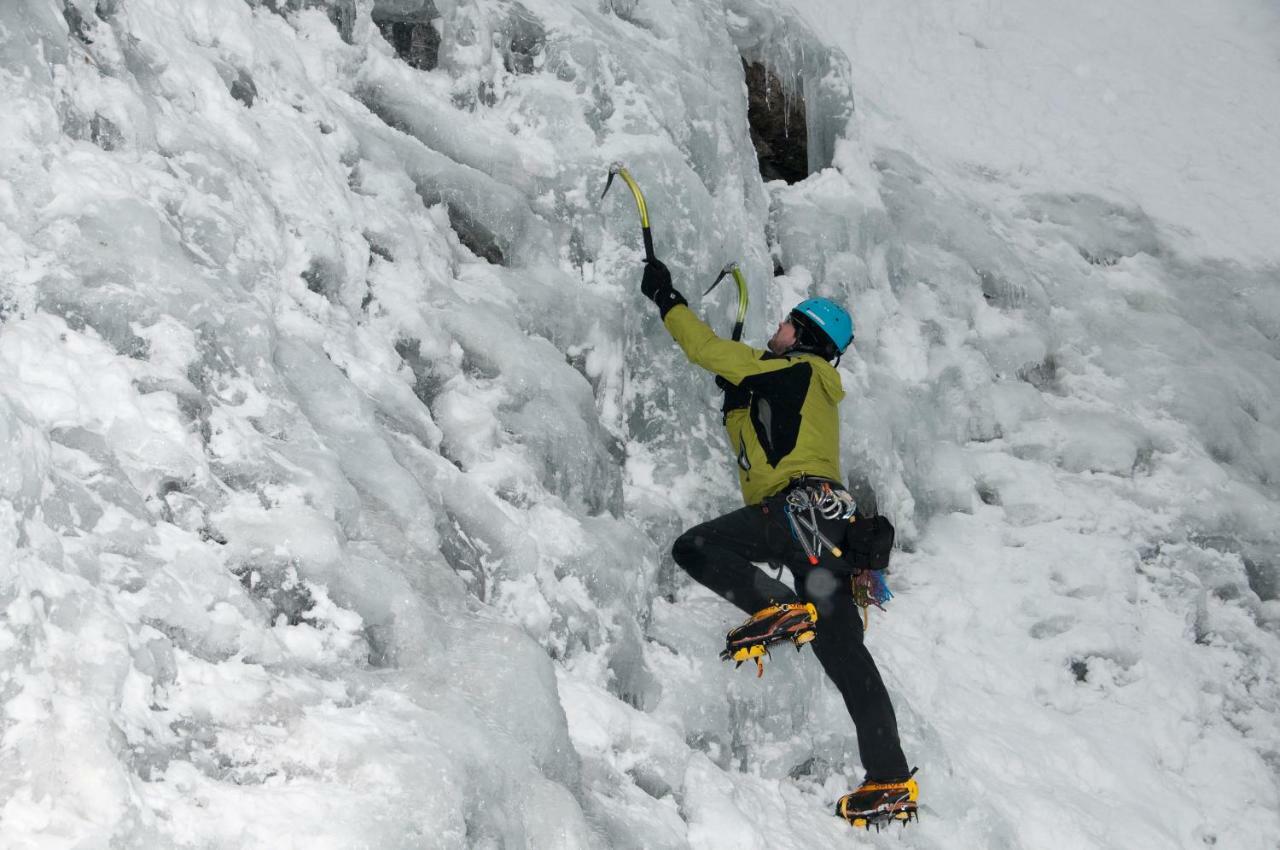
left=768, top=318, right=797, bottom=355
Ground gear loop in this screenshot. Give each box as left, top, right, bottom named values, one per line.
left=783, top=481, right=856, bottom=521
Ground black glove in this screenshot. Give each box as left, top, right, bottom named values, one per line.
left=640, top=259, right=687, bottom=317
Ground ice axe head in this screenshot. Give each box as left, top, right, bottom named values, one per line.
left=601, top=161, right=626, bottom=198
left=601, top=163, right=653, bottom=258
left=704, top=262, right=739, bottom=296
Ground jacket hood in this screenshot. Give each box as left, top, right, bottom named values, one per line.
left=802, top=354, right=845, bottom=404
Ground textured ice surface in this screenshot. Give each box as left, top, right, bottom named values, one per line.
left=1, top=0, right=1278, bottom=848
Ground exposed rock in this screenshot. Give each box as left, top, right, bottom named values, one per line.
left=744, top=60, right=807, bottom=184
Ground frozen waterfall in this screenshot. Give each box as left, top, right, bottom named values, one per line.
left=1, top=0, right=1278, bottom=847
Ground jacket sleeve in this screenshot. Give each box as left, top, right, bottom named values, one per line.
left=662, top=304, right=793, bottom=384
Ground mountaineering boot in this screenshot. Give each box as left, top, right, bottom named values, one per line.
left=720, top=602, right=818, bottom=677
left=835, top=770, right=919, bottom=830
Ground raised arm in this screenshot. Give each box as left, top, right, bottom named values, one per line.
left=641, top=260, right=791, bottom=385
left=663, top=304, right=789, bottom=384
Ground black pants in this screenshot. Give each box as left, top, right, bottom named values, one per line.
left=672, top=494, right=910, bottom=781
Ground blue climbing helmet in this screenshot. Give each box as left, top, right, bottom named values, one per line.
left=789, top=297, right=854, bottom=358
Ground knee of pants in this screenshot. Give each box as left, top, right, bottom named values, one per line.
left=671, top=530, right=698, bottom=565
left=672, top=528, right=710, bottom=574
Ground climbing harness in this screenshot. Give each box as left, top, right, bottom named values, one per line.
left=782, top=481, right=857, bottom=565
left=601, top=163, right=655, bottom=262
left=779, top=481, right=893, bottom=628
left=701, top=266, right=747, bottom=345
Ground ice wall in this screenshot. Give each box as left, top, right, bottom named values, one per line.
left=1, top=0, right=1278, bottom=848
left=0, top=0, right=798, bottom=844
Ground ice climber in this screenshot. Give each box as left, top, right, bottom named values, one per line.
left=640, top=259, right=919, bottom=829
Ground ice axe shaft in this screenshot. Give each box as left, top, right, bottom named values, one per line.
left=704, top=262, right=749, bottom=341
left=602, top=163, right=655, bottom=262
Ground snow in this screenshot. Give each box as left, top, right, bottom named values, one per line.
left=1, top=0, right=1278, bottom=848
left=795, top=0, right=1280, bottom=264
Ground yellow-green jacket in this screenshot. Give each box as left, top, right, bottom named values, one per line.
left=663, top=304, right=844, bottom=505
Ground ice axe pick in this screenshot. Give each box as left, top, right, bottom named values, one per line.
left=601, top=163, right=655, bottom=262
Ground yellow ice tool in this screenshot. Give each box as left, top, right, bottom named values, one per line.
left=601, top=162, right=655, bottom=262
left=703, top=261, right=750, bottom=341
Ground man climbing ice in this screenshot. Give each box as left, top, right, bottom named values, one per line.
left=640, top=258, right=918, bottom=830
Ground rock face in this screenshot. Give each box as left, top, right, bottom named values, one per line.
left=744, top=60, right=807, bottom=184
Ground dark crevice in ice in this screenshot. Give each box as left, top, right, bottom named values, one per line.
left=235, top=564, right=316, bottom=626
left=743, top=60, right=808, bottom=184
left=62, top=1, right=94, bottom=44
left=373, top=0, right=441, bottom=72
left=1018, top=354, right=1061, bottom=394
left=500, top=5, right=545, bottom=75
left=1244, top=555, right=1278, bottom=602
left=1069, top=658, right=1089, bottom=682
left=229, top=69, right=257, bottom=107
left=444, top=204, right=506, bottom=265
left=302, top=256, right=343, bottom=303
left=437, top=512, right=488, bottom=602
left=394, top=337, right=447, bottom=412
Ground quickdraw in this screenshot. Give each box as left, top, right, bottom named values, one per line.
left=781, top=482, right=893, bottom=628
left=783, top=482, right=857, bottom=565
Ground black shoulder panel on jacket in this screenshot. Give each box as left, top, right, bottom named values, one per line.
left=740, top=360, right=811, bottom=467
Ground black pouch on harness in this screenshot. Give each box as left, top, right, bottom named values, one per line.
left=841, top=515, right=895, bottom=572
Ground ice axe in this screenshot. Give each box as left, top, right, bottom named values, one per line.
left=704, top=261, right=749, bottom=342
left=601, top=162, right=655, bottom=262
